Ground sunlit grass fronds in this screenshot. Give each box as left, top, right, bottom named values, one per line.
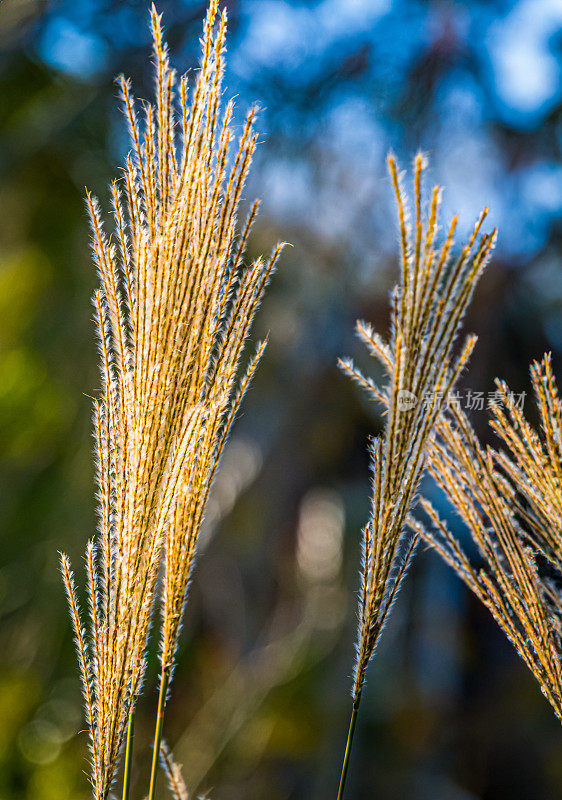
left=160, top=742, right=189, bottom=800
left=60, top=3, right=283, bottom=798
left=411, top=399, right=562, bottom=720
left=490, top=353, right=562, bottom=567
left=339, top=153, right=495, bottom=701
left=336, top=153, right=495, bottom=799
left=160, top=741, right=210, bottom=800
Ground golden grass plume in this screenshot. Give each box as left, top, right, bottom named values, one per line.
left=339, top=153, right=496, bottom=703
left=491, top=353, right=562, bottom=566
left=60, top=3, right=283, bottom=798
left=411, top=356, right=562, bottom=720
left=335, top=153, right=495, bottom=800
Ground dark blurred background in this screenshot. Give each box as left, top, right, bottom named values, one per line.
left=1, top=0, right=562, bottom=798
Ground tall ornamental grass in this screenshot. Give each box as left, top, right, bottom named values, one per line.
left=337, top=154, right=496, bottom=798
left=60, top=3, right=283, bottom=798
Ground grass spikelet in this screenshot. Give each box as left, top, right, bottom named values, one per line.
left=336, top=153, right=495, bottom=799
left=412, top=354, right=562, bottom=720
left=160, top=741, right=210, bottom=800
left=60, top=3, right=284, bottom=798
left=491, top=354, right=562, bottom=566
left=160, top=741, right=189, bottom=800
left=412, top=397, right=562, bottom=719
left=61, top=552, right=102, bottom=797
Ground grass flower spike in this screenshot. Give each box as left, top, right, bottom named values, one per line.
left=60, top=3, right=283, bottom=798
left=160, top=741, right=191, bottom=800
left=412, top=355, right=562, bottom=720
left=337, top=154, right=495, bottom=799
left=491, top=354, right=562, bottom=566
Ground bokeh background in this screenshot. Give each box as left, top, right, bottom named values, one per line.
left=1, top=0, right=562, bottom=798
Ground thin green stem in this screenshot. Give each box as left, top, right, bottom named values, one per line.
left=148, top=667, right=170, bottom=800
left=121, top=708, right=135, bottom=800
left=336, top=690, right=362, bottom=800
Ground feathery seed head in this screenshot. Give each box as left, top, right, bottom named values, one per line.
left=60, top=3, right=283, bottom=796
left=416, top=353, right=562, bottom=720
left=341, top=155, right=495, bottom=700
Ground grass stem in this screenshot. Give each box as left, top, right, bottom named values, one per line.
left=336, top=690, right=362, bottom=800
left=121, top=708, right=135, bottom=800
left=148, top=667, right=170, bottom=800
